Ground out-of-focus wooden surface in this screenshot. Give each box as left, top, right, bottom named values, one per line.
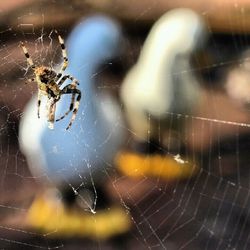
left=2, top=0, right=250, bottom=33
left=87, top=0, right=250, bottom=33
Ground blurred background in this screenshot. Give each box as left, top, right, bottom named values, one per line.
left=1, top=0, right=250, bottom=249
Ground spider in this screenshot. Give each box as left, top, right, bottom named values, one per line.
left=20, top=31, right=81, bottom=130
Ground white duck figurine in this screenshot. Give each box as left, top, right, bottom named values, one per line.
left=117, top=9, right=207, bottom=179
left=19, top=16, right=130, bottom=238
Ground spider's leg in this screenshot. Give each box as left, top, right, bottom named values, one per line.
left=57, top=74, right=79, bottom=87
left=59, top=85, right=81, bottom=130
left=37, top=90, right=42, bottom=119
left=47, top=98, right=57, bottom=129
left=55, top=30, right=68, bottom=74
left=56, top=80, right=78, bottom=122
left=46, top=88, right=58, bottom=129
left=54, top=72, right=62, bottom=83
left=20, top=42, right=35, bottom=70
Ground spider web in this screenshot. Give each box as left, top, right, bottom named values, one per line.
left=0, top=1, right=250, bottom=249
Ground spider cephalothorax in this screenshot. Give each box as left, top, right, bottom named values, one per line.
left=21, top=32, right=81, bottom=130
left=35, top=67, right=57, bottom=84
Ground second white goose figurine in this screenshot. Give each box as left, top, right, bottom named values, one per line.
left=121, top=8, right=206, bottom=140
left=117, top=9, right=207, bottom=179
